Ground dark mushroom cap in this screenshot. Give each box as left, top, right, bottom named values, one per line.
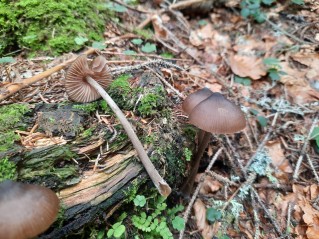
left=0, top=180, right=60, bottom=239
left=65, top=55, right=112, bottom=102
left=187, top=92, right=246, bottom=134
left=182, top=88, right=213, bottom=114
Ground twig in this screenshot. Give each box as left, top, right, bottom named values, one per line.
left=145, top=66, right=185, bottom=99
left=244, top=100, right=283, bottom=172
left=110, top=59, right=184, bottom=75
left=286, top=202, right=293, bottom=238
left=305, top=153, right=319, bottom=183
left=251, top=188, right=283, bottom=236
left=251, top=192, right=261, bottom=239
left=0, top=48, right=96, bottom=102
left=208, top=171, right=238, bottom=187
left=293, top=114, right=318, bottom=180
left=178, top=148, right=223, bottom=239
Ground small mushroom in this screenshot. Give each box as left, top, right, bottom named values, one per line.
left=0, top=180, right=59, bottom=239
left=65, top=55, right=171, bottom=197
left=181, top=89, right=246, bottom=195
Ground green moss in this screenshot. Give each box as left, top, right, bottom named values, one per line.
left=0, top=0, right=109, bottom=55
left=0, top=157, right=17, bottom=182
left=137, top=86, right=165, bottom=117
left=73, top=102, right=99, bottom=113
left=0, top=103, right=30, bottom=152
left=80, top=127, right=95, bottom=138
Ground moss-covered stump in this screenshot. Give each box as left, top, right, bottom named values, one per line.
left=0, top=72, right=193, bottom=238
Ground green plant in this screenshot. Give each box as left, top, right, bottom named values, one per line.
left=73, top=102, right=99, bottom=113
left=263, top=57, right=286, bottom=81
left=0, top=157, right=17, bottom=182
left=107, top=222, right=126, bottom=238
left=117, top=195, right=185, bottom=239
left=240, top=0, right=304, bottom=23
left=183, top=148, right=192, bottom=161
left=311, top=127, right=319, bottom=147
left=137, top=86, right=165, bottom=117
left=206, top=207, right=222, bottom=223
left=141, top=43, right=157, bottom=53
left=249, top=108, right=268, bottom=128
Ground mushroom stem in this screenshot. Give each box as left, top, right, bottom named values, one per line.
left=86, top=76, right=171, bottom=197
left=181, top=130, right=211, bottom=196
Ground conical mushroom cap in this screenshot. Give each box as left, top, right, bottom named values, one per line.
left=189, top=92, right=246, bottom=134
left=0, top=180, right=60, bottom=239
left=65, top=55, right=112, bottom=102
left=182, top=88, right=213, bottom=114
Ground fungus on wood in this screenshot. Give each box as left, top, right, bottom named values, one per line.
left=181, top=88, right=246, bottom=195
left=0, top=180, right=59, bottom=239
left=65, top=55, right=171, bottom=197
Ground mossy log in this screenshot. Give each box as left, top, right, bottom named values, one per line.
left=1, top=72, right=194, bottom=238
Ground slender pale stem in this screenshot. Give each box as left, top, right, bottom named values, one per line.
left=181, top=130, right=211, bottom=196
left=87, top=76, right=171, bottom=197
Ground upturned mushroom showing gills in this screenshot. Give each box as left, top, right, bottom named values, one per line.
left=0, top=180, right=59, bottom=239
left=65, top=55, right=171, bottom=197
left=181, top=89, right=246, bottom=195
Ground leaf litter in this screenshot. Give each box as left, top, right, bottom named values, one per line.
left=0, top=0, right=319, bottom=238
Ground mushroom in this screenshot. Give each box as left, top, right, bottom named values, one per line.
left=65, top=55, right=171, bottom=197
left=181, top=89, right=246, bottom=195
left=0, top=180, right=59, bottom=239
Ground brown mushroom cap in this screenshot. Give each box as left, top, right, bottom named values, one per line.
left=188, top=92, right=246, bottom=134
left=0, top=180, right=60, bottom=239
left=182, top=88, right=213, bottom=114
left=65, top=55, right=112, bottom=102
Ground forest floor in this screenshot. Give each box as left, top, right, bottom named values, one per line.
left=1, top=0, right=319, bottom=238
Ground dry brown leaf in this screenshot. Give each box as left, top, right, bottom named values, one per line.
left=196, top=174, right=222, bottom=195
left=151, top=15, right=168, bottom=40
left=189, top=31, right=203, bottom=47
left=193, top=199, right=214, bottom=239
left=266, top=141, right=293, bottom=174
left=229, top=55, right=267, bottom=80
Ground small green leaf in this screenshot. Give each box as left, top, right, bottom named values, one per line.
left=113, top=224, right=125, bottom=238
left=131, top=38, right=143, bottom=45
left=104, top=2, right=127, bottom=12
left=206, top=208, right=222, bottom=223
left=310, top=127, right=319, bottom=141
left=123, top=50, right=137, bottom=55
left=134, top=195, right=146, bottom=207
left=241, top=8, right=250, bottom=18
left=74, top=36, right=88, bottom=45
left=249, top=108, right=259, bottom=116
left=257, top=115, right=268, bottom=127
left=263, top=58, right=281, bottom=68
left=160, top=52, right=174, bottom=59
left=172, top=216, right=185, bottom=231
left=219, top=235, right=230, bottom=239
left=107, top=228, right=114, bottom=238
left=234, top=75, right=252, bottom=86
left=0, top=57, right=15, bottom=64
left=141, top=43, right=157, bottom=53
left=198, top=20, right=208, bottom=26
left=291, top=0, right=304, bottom=5
left=262, top=0, right=275, bottom=5
left=92, top=41, right=106, bottom=50
left=97, top=230, right=105, bottom=239
left=268, top=69, right=281, bottom=81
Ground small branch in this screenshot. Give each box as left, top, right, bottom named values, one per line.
left=87, top=76, right=171, bottom=197
left=178, top=148, right=223, bottom=239
left=110, top=59, right=184, bottom=75
left=0, top=48, right=96, bottom=102
left=251, top=188, right=283, bottom=236
left=293, top=114, right=318, bottom=180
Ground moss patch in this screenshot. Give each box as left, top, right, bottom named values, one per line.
left=0, top=103, right=30, bottom=153
left=0, top=0, right=108, bottom=55
left=0, top=157, right=17, bottom=182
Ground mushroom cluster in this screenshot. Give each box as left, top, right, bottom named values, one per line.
left=0, top=180, right=59, bottom=239
left=65, top=55, right=171, bottom=196
left=181, top=88, right=246, bottom=195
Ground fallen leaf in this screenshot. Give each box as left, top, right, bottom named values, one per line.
left=196, top=174, right=222, bottom=195
left=229, top=55, right=267, bottom=80
left=193, top=199, right=214, bottom=239
left=266, top=141, right=293, bottom=173
left=151, top=15, right=168, bottom=40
